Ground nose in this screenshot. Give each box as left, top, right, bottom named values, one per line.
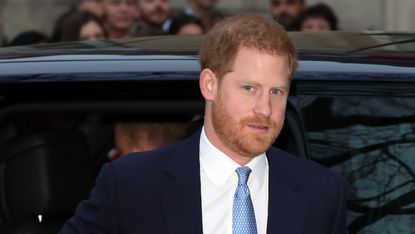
left=120, top=1, right=129, bottom=11
left=278, top=5, right=289, bottom=12
left=253, top=92, right=272, bottom=118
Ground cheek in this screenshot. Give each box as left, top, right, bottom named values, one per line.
left=287, top=8, right=297, bottom=15
left=218, top=91, right=242, bottom=113
left=271, top=99, right=287, bottom=120
left=142, top=5, right=152, bottom=12
left=320, top=22, right=331, bottom=30
left=108, top=11, right=119, bottom=21
left=273, top=105, right=286, bottom=119
left=227, top=97, right=252, bottom=120
left=129, top=9, right=137, bottom=16
left=163, top=4, right=171, bottom=12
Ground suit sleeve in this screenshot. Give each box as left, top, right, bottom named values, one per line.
left=59, top=163, right=119, bottom=234
left=330, top=176, right=348, bottom=234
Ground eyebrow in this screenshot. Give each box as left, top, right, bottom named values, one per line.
left=237, top=79, right=289, bottom=89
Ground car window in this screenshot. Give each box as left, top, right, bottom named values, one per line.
left=299, top=79, right=415, bottom=234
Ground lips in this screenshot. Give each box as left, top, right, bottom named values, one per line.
left=247, top=124, right=271, bottom=134
left=248, top=124, right=269, bottom=129
left=240, top=116, right=276, bottom=134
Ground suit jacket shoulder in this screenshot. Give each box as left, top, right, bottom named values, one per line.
left=59, top=131, right=203, bottom=234
left=266, top=147, right=347, bottom=234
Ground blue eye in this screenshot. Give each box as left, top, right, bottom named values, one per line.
left=270, top=88, right=281, bottom=95
left=243, top=85, right=254, bottom=92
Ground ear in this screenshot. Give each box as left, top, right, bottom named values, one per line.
left=199, top=68, right=218, bottom=101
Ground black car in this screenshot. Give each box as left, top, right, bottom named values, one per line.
left=0, top=32, right=414, bottom=234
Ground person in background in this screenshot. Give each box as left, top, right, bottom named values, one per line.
left=51, top=9, right=77, bottom=42
left=102, top=0, right=137, bottom=39
left=51, top=0, right=105, bottom=42
left=184, top=0, right=223, bottom=30
left=131, top=0, right=171, bottom=36
left=168, top=14, right=204, bottom=35
left=9, top=31, right=48, bottom=46
left=270, top=0, right=306, bottom=30
left=77, top=0, right=105, bottom=17
left=111, top=121, right=187, bottom=159
left=296, top=3, right=338, bottom=31
left=60, top=11, right=106, bottom=41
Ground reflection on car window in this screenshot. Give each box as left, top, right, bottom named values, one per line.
left=301, top=95, right=415, bottom=234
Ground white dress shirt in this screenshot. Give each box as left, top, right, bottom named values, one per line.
left=199, top=127, right=269, bottom=234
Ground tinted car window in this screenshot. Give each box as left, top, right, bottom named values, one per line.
left=298, top=76, right=415, bottom=234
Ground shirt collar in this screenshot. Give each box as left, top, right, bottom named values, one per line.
left=199, top=127, right=268, bottom=189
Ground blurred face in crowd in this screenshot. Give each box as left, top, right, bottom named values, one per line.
left=177, top=23, right=204, bottom=35
left=137, top=0, right=170, bottom=26
left=201, top=47, right=290, bottom=164
left=301, top=16, right=331, bottom=31
left=114, top=123, right=138, bottom=155
left=80, top=20, right=106, bottom=40
left=192, top=0, right=217, bottom=9
left=271, top=0, right=305, bottom=28
left=103, top=0, right=137, bottom=32
left=78, top=0, right=105, bottom=17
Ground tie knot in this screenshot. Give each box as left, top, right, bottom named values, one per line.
left=235, top=166, right=252, bottom=185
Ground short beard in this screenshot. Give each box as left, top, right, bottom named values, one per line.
left=211, top=97, right=283, bottom=159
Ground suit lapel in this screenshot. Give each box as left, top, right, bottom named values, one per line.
left=161, top=131, right=203, bottom=234
left=159, top=132, right=307, bottom=234
left=266, top=149, right=306, bottom=234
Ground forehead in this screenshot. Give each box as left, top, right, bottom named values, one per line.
left=305, top=15, right=329, bottom=21
left=81, top=21, right=101, bottom=29
left=227, top=47, right=290, bottom=80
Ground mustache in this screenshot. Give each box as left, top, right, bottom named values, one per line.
left=240, top=116, right=278, bottom=128
left=277, top=13, right=294, bottom=20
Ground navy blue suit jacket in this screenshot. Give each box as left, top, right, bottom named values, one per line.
left=60, top=130, right=347, bottom=234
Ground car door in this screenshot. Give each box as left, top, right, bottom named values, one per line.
left=296, top=59, right=415, bottom=234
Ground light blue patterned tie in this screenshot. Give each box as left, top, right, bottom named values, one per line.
left=232, top=166, right=258, bottom=234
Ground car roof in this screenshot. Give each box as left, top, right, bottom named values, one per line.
left=0, top=32, right=414, bottom=59
left=0, top=32, right=414, bottom=80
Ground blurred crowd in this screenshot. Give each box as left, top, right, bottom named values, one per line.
left=0, top=0, right=338, bottom=47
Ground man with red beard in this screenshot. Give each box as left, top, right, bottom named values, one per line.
left=102, top=0, right=137, bottom=38
left=60, top=15, right=346, bottom=234
left=271, top=0, right=306, bottom=30
left=132, top=0, right=171, bottom=36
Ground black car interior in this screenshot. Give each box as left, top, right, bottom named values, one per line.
left=0, top=130, right=93, bottom=234
left=0, top=102, right=305, bottom=233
